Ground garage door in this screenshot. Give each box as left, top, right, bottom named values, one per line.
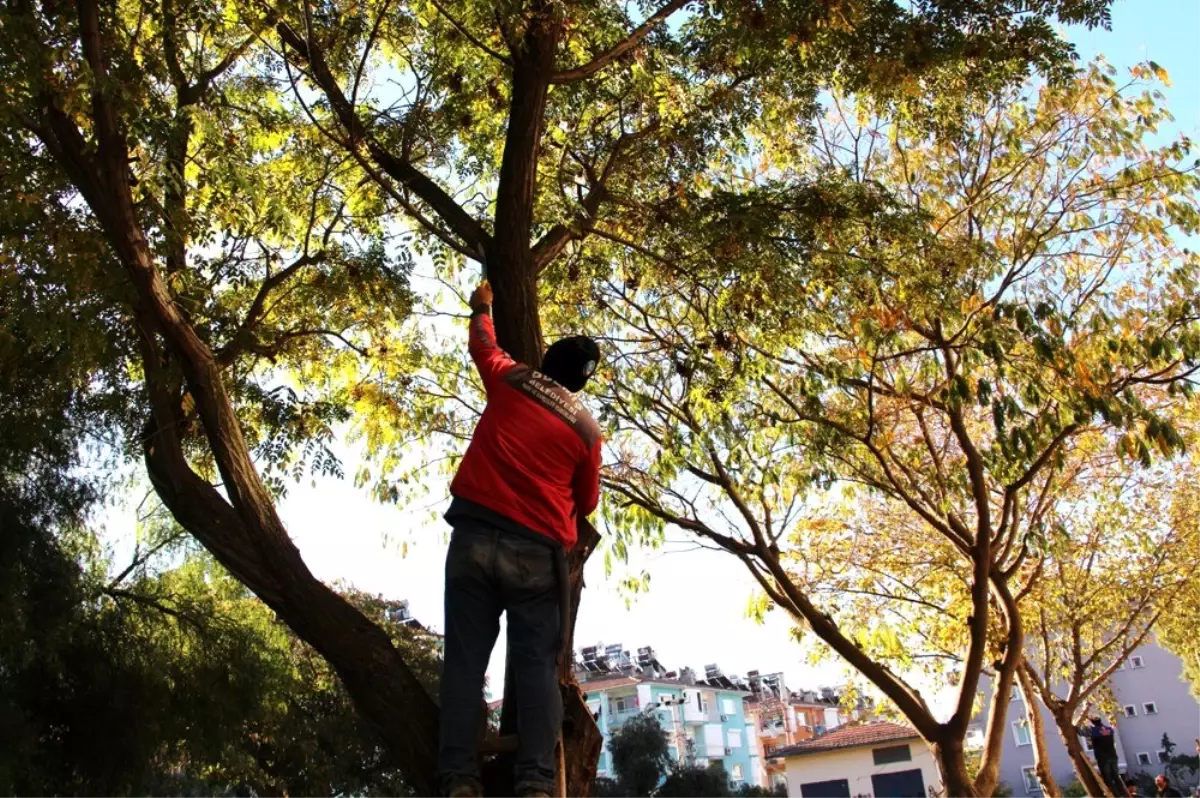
left=799, top=778, right=851, bottom=798
left=871, top=768, right=926, bottom=797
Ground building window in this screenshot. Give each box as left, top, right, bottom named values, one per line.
left=1158, top=751, right=1170, bottom=764
left=1013, top=720, right=1032, bottom=747
left=1123, top=704, right=1137, bottom=717
left=722, top=698, right=737, bottom=716
left=731, top=764, right=745, bottom=783
left=1131, top=656, right=1145, bottom=669
left=873, top=744, right=913, bottom=765
left=1143, top=702, right=1158, bottom=715
left=1137, top=753, right=1152, bottom=766
left=1023, top=767, right=1042, bottom=794
left=728, top=729, right=743, bottom=749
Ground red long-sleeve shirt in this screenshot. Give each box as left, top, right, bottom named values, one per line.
left=447, top=306, right=602, bottom=549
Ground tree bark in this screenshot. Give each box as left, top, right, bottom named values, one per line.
left=932, top=739, right=978, bottom=798
left=489, top=3, right=560, bottom=363
left=1019, top=665, right=1062, bottom=797
left=972, top=577, right=1026, bottom=796
left=559, top=521, right=605, bottom=795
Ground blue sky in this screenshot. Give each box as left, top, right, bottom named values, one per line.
left=1070, top=0, right=1198, bottom=139
left=97, top=1, right=1200, bottom=712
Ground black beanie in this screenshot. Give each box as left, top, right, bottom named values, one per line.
left=541, top=336, right=600, bottom=393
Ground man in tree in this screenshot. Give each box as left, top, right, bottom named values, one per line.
left=1082, top=716, right=1123, bottom=796
left=439, top=281, right=603, bottom=797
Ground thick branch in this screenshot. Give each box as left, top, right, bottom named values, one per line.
left=758, top=554, right=942, bottom=741
left=971, top=576, right=1024, bottom=794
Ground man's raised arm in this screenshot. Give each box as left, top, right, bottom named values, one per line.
left=467, top=281, right=516, bottom=393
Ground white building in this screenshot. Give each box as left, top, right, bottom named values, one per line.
left=778, top=721, right=940, bottom=798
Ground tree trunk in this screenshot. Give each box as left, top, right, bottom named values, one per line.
left=37, top=3, right=444, bottom=792
left=140, top=352, right=441, bottom=795
left=972, top=577, right=1026, bottom=796
left=35, top=3, right=598, bottom=797
left=1019, top=666, right=1061, bottom=797
left=932, top=739, right=978, bottom=797
left=490, top=2, right=559, bottom=364
left=483, top=6, right=603, bottom=795
left=1053, top=712, right=1111, bottom=797
left=559, top=522, right=605, bottom=794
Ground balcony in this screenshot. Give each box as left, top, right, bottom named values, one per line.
left=759, top=721, right=786, bottom=738
left=607, top=708, right=638, bottom=729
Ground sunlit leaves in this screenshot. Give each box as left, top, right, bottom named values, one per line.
left=595, top=60, right=1197, bottom=728
left=1, top=0, right=426, bottom=491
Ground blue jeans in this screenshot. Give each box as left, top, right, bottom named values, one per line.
left=438, top=520, right=562, bottom=796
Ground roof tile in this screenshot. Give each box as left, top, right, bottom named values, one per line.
left=775, top=721, right=920, bottom=758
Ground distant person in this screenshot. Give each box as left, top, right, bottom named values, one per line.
left=438, top=281, right=603, bottom=798
left=1155, top=774, right=1183, bottom=797
left=1082, top=716, right=1123, bottom=796
left=1124, top=776, right=1141, bottom=797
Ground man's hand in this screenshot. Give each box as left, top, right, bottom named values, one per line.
left=469, top=281, right=493, bottom=309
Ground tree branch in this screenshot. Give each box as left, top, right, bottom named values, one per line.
left=603, top=480, right=757, bottom=557
left=428, top=0, right=511, bottom=65
left=106, top=531, right=188, bottom=589
left=102, top=586, right=208, bottom=631
left=549, top=0, right=689, bottom=83
left=276, top=21, right=490, bottom=254
left=217, top=251, right=326, bottom=366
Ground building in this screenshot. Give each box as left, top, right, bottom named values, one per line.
left=777, top=721, right=940, bottom=798
left=974, top=639, right=1199, bottom=796
left=575, top=644, right=757, bottom=788
left=744, top=672, right=850, bottom=789
left=1107, top=640, right=1198, bottom=780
